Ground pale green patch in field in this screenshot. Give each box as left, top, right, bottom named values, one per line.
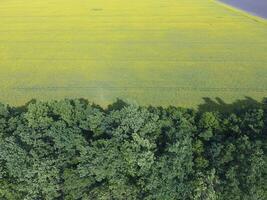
left=0, top=0, right=266, bottom=107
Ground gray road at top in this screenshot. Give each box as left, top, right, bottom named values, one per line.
left=220, top=0, right=267, bottom=19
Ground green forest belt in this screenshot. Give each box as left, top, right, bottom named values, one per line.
left=0, top=98, right=266, bottom=199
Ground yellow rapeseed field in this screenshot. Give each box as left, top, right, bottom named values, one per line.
left=0, top=0, right=266, bottom=107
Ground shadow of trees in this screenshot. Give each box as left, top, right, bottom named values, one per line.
left=106, top=98, right=129, bottom=111
left=106, top=97, right=267, bottom=115
left=11, top=96, right=267, bottom=115
left=10, top=99, right=37, bottom=114
left=198, top=96, right=267, bottom=114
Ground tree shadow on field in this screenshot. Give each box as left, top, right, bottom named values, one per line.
left=11, top=99, right=37, bottom=114
left=107, top=98, right=129, bottom=111
left=198, top=96, right=266, bottom=114
left=77, top=98, right=105, bottom=111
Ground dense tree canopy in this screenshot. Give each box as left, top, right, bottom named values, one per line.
left=0, top=99, right=266, bottom=200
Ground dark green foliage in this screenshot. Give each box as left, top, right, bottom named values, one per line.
left=0, top=99, right=266, bottom=199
